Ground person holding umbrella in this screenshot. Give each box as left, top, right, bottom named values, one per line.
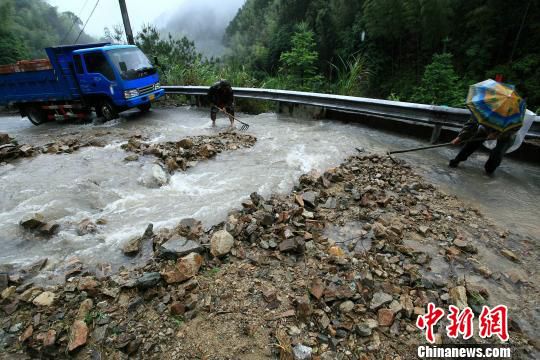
left=449, top=79, right=526, bottom=174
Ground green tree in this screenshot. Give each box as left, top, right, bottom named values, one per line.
left=279, top=23, right=323, bottom=91
left=0, top=0, right=29, bottom=64
left=411, top=53, right=465, bottom=107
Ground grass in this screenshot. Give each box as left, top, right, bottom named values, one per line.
left=203, top=267, right=220, bottom=277
left=171, top=315, right=184, bottom=328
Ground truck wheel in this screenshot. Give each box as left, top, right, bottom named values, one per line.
left=137, top=103, right=151, bottom=113
left=26, top=106, right=46, bottom=126
left=97, top=100, right=118, bottom=121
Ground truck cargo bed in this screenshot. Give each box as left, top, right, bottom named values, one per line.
left=0, top=69, right=74, bottom=106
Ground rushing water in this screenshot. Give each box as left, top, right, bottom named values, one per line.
left=0, top=107, right=539, bottom=274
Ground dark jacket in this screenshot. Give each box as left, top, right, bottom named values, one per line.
left=208, top=81, right=234, bottom=107
left=458, top=117, right=517, bottom=142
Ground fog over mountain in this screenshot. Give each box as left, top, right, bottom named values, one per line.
left=157, top=0, right=245, bottom=58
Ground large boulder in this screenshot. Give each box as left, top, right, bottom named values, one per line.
left=20, top=213, right=46, bottom=230
left=138, top=164, right=170, bottom=188
left=158, top=235, right=202, bottom=259
left=161, top=253, right=203, bottom=284
left=210, top=230, right=234, bottom=257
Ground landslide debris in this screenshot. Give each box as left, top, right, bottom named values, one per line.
left=1, top=153, right=536, bottom=359
left=0, top=132, right=107, bottom=165
left=121, top=132, right=257, bottom=174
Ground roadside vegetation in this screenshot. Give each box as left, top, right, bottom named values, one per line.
left=1, top=0, right=539, bottom=113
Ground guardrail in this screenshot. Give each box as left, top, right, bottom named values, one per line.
left=163, top=86, right=540, bottom=140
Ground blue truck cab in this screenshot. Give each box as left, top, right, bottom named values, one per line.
left=0, top=43, right=165, bottom=125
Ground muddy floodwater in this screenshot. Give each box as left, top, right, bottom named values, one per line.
left=0, top=107, right=539, bottom=274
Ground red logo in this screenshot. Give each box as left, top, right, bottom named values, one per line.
left=417, top=303, right=509, bottom=342
left=446, top=305, right=474, bottom=339
left=479, top=305, right=509, bottom=342
left=416, top=303, right=445, bottom=343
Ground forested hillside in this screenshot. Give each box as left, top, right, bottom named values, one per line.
left=0, top=0, right=95, bottom=64
left=224, top=0, right=540, bottom=109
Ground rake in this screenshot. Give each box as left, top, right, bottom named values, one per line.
left=218, top=108, right=250, bottom=131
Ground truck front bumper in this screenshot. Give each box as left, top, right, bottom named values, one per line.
left=124, top=88, right=165, bottom=108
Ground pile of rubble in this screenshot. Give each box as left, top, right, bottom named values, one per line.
left=1, top=153, right=536, bottom=359
left=0, top=132, right=106, bottom=165
left=121, top=132, right=257, bottom=173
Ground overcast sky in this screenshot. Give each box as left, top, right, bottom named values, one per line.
left=47, top=0, right=238, bottom=38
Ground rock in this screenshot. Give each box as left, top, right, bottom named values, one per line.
left=78, top=219, right=97, bottom=236
left=38, top=222, right=59, bottom=236
left=309, top=279, right=325, bottom=300
left=1, top=286, right=16, bottom=300
left=279, top=238, right=305, bottom=253
left=78, top=277, right=99, bottom=293
left=389, top=300, right=403, bottom=315
left=0, top=133, right=10, bottom=145
left=77, top=299, right=94, bottom=320
left=198, top=144, right=216, bottom=158
left=210, top=230, right=234, bottom=257
left=378, top=308, right=395, bottom=327
left=127, top=339, right=141, bottom=355
left=32, top=291, right=55, bottom=306
left=453, top=238, right=478, bottom=253
left=19, top=326, right=33, bottom=343
left=449, top=286, right=468, bottom=308
left=19, top=288, right=42, bottom=302
left=20, top=213, right=46, bottom=229
left=328, top=246, right=345, bottom=258
left=302, top=191, right=317, bottom=208
left=261, top=214, right=274, bottom=226
left=355, top=323, right=372, bottom=337
left=339, top=300, right=355, bottom=313
left=372, top=222, right=387, bottom=238
left=178, top=138, right=194, bottom=149
left=139, top=164, right=170, bottom=188
left=177, top=218, right=203, bottom=239
left=501, top=249, right=519, bottom=262
left=124, top=154, right=139, bottom=162
left=370, top=291, right=393, bottom=310
left=161, top=253, right=203, bottom=284
left=0, top=273, right=7, bottom=292
left=418, top=226, right=429, bottom=235
left=123, top=236, right=143, bottom=256
left=170, top=302, right=185, bottom=315
left=37, top=329, right=56, bottom=347
left=296, top=296, right=312, bottom=320
left=9, top=323, right=23, bottom=333
left=293, top=344, right=312, bottom=360
left=322, top=197, right=337, bottom=209
left=160, top=236, right=203, bottom=260
left=135, top=272, right=161, bottom=289
left=68, top=320, right=88, bottom=352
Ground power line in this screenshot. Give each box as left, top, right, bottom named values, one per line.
left=60, top=0, right=90, bottom=44
left=74, top=0, right=100, bottom=44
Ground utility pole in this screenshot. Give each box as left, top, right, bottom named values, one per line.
left=118, top=0, right=134, bottom=45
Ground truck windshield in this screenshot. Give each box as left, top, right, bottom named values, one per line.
left=107, top=48, right=156, bottom=80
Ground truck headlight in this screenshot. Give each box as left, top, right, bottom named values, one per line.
left=154, top=82, right=161, bottom=90
left=124, top=89, right=139, bottom=99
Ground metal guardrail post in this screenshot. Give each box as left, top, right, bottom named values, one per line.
left=430, top=124, right=443, bottom=144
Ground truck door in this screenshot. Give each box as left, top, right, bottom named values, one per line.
left=78, top=52, right=116, bottom=97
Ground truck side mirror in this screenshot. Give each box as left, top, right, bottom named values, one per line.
left=119, top=62, right=127, bottom=72
left=153, top=56, right=159, bottom=67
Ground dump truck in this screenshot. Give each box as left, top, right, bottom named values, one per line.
left=0, top=43, right=165, bottom=125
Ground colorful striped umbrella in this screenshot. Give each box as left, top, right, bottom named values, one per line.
left=466, top=79, right=526, bottom=132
